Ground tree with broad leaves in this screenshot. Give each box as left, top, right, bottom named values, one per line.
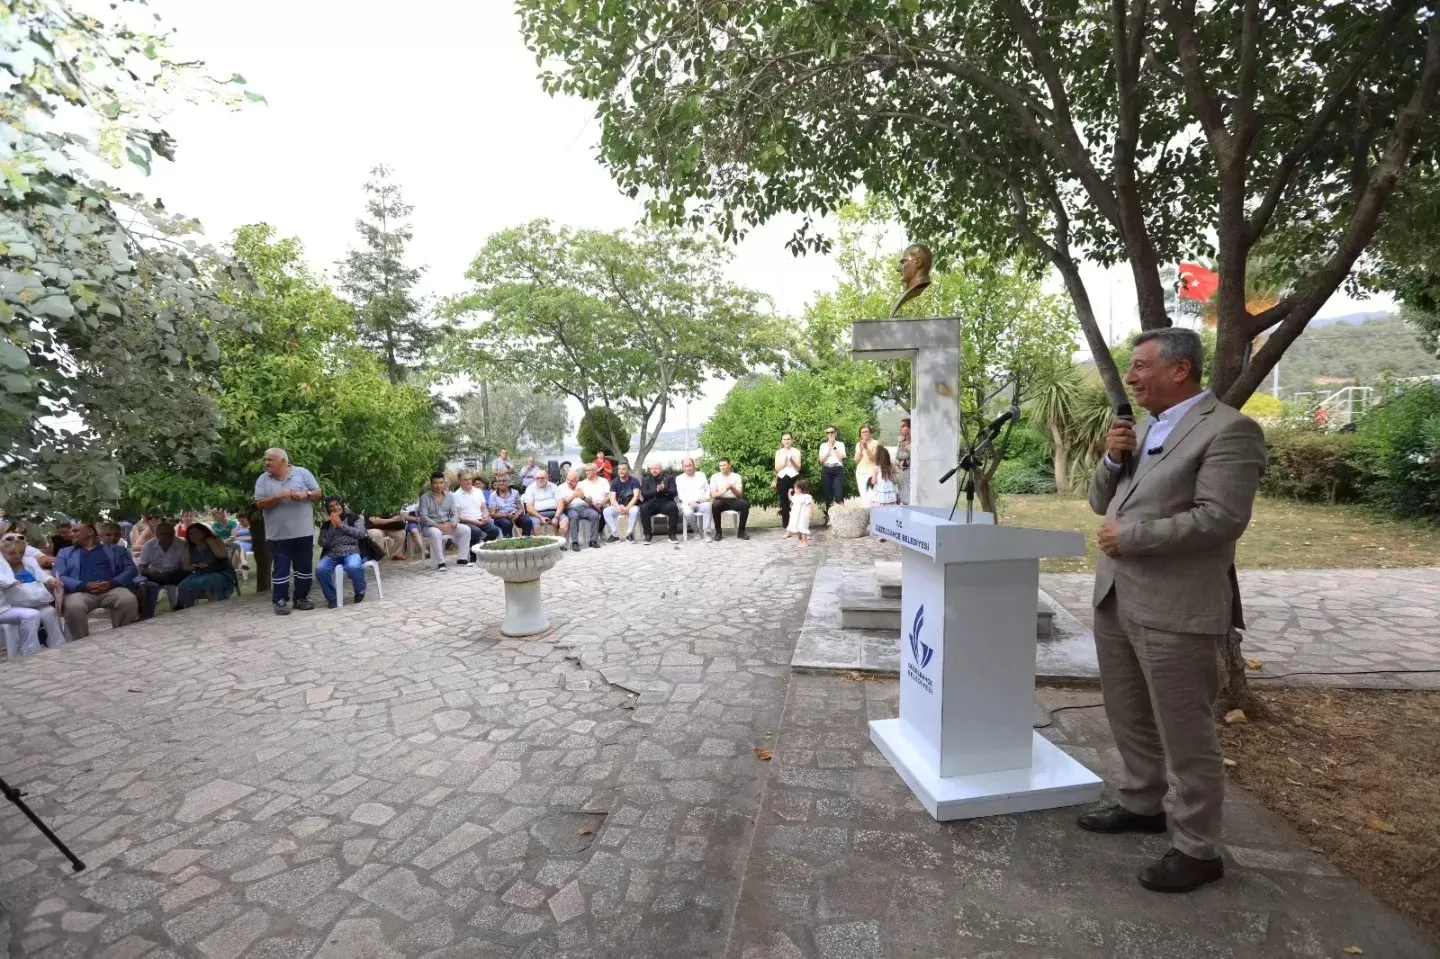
left=452, top=381, right=569, bottom=465
left=446, top=220, right=786, bottom=467
left=517, top=0, right=1440, bottom=412
left=0, top=0, right=262, bottom=517
left=336, top=164, right=438, bottom=384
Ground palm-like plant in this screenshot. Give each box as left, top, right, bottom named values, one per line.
left=1027, top=365, right=1118, bottom=494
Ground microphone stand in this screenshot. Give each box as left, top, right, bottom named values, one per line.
left=0, top=774, right=86, bottom=872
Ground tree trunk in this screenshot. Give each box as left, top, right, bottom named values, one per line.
left=1215, top=627, right=1268, bottom=720
left=248, top=507, right=271, bottom=600
left=1049, top=421, right=1070, bottom=494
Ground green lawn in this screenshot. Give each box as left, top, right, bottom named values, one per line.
left=999, top=495, right=1440, bottom=573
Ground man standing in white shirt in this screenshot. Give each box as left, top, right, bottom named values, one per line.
left=819, top=427, right=848, bottom=509
left=709, top=458, right=750, bottom=541
left=674, top=458, right=712, bottom=539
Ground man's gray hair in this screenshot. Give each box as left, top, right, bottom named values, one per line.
left=567, top=469, right=581, bottom=481
left=264, top=447, right=290, bottom=463
left=1134, top=328, right=1204, bottom=383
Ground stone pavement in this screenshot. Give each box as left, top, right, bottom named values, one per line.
left=1, top=535, right=1435, bottom=958
left=1042, top=567, right=1440, bottom=690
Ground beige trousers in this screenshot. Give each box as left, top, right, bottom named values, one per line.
left=62, top=589, right=139, bottom=640
left=1093, top=590, right=1224, bottom=859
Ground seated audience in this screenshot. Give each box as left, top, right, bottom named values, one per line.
left=454, top=470, right=501, bottom=544
left=366, top=506, right=419, bottom=560
left=57, top=522, right=140, bottom=639
left=317, top=497, right=369, bottom=607
left=137, top=520, right=190, bottom=619
left=604, top=463, right=642, bottom=542
left=0, top=532, right=66, bottom=656
left=639, top=462, right=681, bottom=544
left=177, top=523, right=237, bottom=607
left=228, top=515, right=254, bottom=569
left=129, top=513, right=161, bottom=551
left=710, top=458, right=751, bottom=541
left=487, top=473, right=533, bottom=537
left=675, top=458, right=712, bottom=538
left=417, top=472, right=472, bottom=569
left=178, top=509, right=198, bottom=539
left=519, top=456, right=543, bottom=490
left=98, top=522, right=125, bottom=547
left=522, top=471, right=563, bottom=535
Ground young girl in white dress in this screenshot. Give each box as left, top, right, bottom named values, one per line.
left=869, top=446, right=901, bottom=507
left=786, top=478, right=814, bottom=547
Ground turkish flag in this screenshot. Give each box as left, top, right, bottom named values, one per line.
left=1178, top=263, right=1219, bottom=302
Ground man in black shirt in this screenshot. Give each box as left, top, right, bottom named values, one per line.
left=639, top=462, right=681, bottom=544
left=606, top=463, right=643, bottom=542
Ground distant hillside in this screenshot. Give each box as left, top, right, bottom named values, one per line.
left=1276, top=314, right=1440, bottom=396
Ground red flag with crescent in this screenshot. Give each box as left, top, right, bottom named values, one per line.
left=1178, top=263, right=1219, bottom=302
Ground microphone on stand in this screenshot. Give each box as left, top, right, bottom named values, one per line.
left=1115, top=402, right=1135, bottom=476
left=939, top=405, right=1022, bottom=485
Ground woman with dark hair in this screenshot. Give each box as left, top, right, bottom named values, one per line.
left=317, top=497, right=369, bottom=607
left=176, top=523, right=237, bottom=607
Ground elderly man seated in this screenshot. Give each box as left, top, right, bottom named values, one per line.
left=675, top=458, right=713, bottom=539
left=416, top=472, right=472, bottom=570
left=136, top=520, right=190, bottom=618
left=557, top=469, right=601, bottom=550
left=56, top=522, right=140, bottom=639
left=486, top=472, right=533, bottom=537
left=521, top=471, right=565, bottom=539
left=604, top=463, right=642, bottom=542
left=1, top=531, right=66, bottom=656
left=454, top=470, right=502, bottom=544
left=639, top=462, right=681, bottom=545
left=579, top=466, right=611, bottom=547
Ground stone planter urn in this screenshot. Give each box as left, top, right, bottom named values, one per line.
left=470, top=536, right=565, bottom=637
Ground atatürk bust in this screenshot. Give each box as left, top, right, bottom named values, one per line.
left=891, top=243, right=933, bottom=317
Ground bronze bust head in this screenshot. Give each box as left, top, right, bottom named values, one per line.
left=891, top=243, right=933, bottom=317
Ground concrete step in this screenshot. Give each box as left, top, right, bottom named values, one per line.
left=839, top=584, right=1054, bottom=637
left=875, top=561, right=901, bottom=599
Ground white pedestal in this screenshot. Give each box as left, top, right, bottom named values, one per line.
left=867, top=507, right=1104, bottom=820
left=500, top=579, right=548, bottom=637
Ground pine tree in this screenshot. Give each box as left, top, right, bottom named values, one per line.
left=336, top=164, right=438, bottom=382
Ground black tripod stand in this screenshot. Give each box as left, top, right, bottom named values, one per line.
left=0, top=775, right=86, bottom=872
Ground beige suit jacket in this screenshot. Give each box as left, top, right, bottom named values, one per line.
left=1089, top=393, right=1267, bottom=635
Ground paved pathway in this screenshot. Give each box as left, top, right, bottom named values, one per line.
left=1042, top=568, right=1440, bottom=689
left=1, top=537, right=1434, bottom=958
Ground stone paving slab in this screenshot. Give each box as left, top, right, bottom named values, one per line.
left=1042, top=568, right=1440, bottom=690
left=792, top=565, right=1097, bottom=679
left=1, top=535, right=1434, bottom=958
left=726, top=675, right=1438, bottom=959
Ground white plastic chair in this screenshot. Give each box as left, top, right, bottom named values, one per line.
left=679, top=507, right=707, bottom=541
left=1, top=622, right=20, bottom=659
left=334, top=560, right=383, bottom=608
left=720, top=509, right=741, bottom=534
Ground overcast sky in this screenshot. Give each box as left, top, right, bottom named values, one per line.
left=137, top=0, right=1391, bottom=437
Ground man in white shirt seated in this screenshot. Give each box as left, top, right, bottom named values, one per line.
left=578, top=466, right=612, bottom=548
left=453, top=470, right=501, bottom=545
left=521, top=472, right=567, bottom=541
left=136, top=521, right=190, bottom=618
left=557, top=469, right=601, bottom=550
left=674, top=458, right=713, bottom=539
left=709, top=457, right=751, bottom=541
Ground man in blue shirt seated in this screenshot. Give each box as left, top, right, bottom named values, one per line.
left=604, top=463, right=643, bottom=542
left=56, top=522, right=140, bottom=639
left=486, top=472, right=533, bottom=538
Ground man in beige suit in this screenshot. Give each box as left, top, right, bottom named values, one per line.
left=1081, top=327, right=1267, bottom=893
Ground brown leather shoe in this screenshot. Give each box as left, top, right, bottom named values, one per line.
left=1076, top=804, right=1168, bottom=835
left=1138, top=848, right=1224, bottom=893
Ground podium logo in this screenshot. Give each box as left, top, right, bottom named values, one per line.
left=908, top=606, right=934, bottom=670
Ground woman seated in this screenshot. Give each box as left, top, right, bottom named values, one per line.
left=317, top=497, right=369, bottom=608
left=176, top=523, right=237, bottom=608
left=0, top=532, right=66, bottom=656
left=227, top=515, right=253, bottom=571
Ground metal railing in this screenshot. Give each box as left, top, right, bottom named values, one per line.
left=1290, top=386, right=1373, bottom=428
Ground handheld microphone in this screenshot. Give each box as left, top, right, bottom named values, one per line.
left=1115, top=402, right=1134, bottom=475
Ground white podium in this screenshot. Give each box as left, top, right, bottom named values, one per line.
left=868, top=506, right=1104, bottom=820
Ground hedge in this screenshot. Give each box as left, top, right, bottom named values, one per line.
left=1261, top=429, right=1362, bottom=504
